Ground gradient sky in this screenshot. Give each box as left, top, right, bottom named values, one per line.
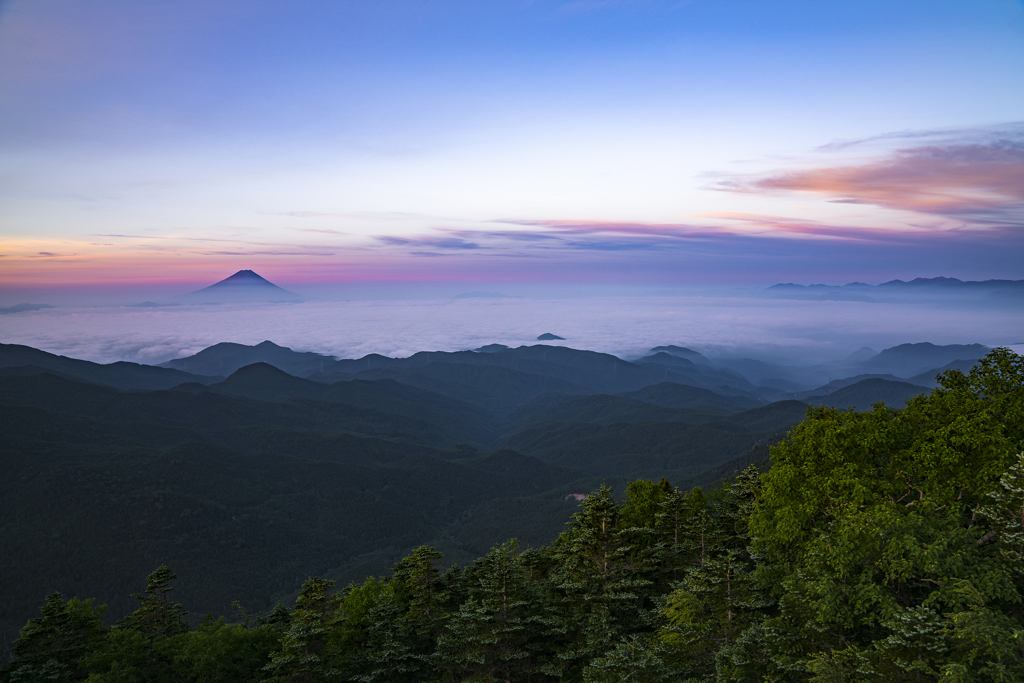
left=1, top=0, right=1023, bottom=302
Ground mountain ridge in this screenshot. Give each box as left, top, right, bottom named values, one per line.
left=766, top=277, right=1024, bottom=304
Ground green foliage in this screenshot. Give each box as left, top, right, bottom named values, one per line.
left=174, top=618, right=281, bottom=683
left=549, top=484, right=657, bottom=679
left=263, top=577, right=342, bottom=682
left=82, top=567, right=189, bottom=683
left=657, top=467, right=773, bottom=680
left=0, top=593, right=106, bottom=682
left=118, top=566, right=188, bottom=638
left=435, top=540, right=562, bottom=682
left=621, top=478, right=674, bottom=531
left=582, top=635, right=673, bottom=683
left=750, top=347, right=1024, bottom=680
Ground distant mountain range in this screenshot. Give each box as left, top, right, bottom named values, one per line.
left=153, top=338, right=991, bottom=409
left=767, top=277, right=1024, bottom=304
left=2, top=335, right=990, bottom=412
left=0, top=343, right=220, bottom=391
left=0, top=303, right=54, bottom=314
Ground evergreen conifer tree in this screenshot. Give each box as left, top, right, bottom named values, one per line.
left=356, top=591, right=421, bottom=683
left=118, top=566, right=188, bottom=637
left=582, top=635, right=673, bottom=683
left=359, top=546, right=446, bottom=683
left=0, top=593, right=106, bottom=683
left=435, top=540, right=562, bottom=682
left=263, top=577, right=342, bottom=682
left=81, top=566, right=188, bottom=683
left=550, top=485, right=652, bottom=679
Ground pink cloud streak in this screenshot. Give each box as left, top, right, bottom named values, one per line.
left=718, top=139, right=1024, bottom=225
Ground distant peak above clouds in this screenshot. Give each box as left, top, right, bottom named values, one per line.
left=168, top=270, right=306, bottom=305
left=215, top=270, right=272, bottom=285
left=766, top=278, right=1024, bottom=305
left=0, top=303, right=55, bottom=314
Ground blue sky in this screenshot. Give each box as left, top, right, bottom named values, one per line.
left=1, top=0, right=1022, bottom=299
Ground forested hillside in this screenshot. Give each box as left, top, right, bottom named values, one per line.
left=2, top=348, right=1021, bottom=681
left=0, top=344, right=807, bottom=648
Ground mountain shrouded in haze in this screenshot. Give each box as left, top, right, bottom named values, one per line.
left=767, top=277, right=1024, bottom=305
left=160, top=340, right=335, bottom=377
left=0, top=335, right=1005, bottom=650
left=169, top=270, right=306, bottom=305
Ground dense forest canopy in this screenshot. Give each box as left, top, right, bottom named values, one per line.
left=2, top=348, right=1022, bottom=682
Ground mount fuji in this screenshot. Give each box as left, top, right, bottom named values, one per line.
left=170, top=270, right=306, bottom=304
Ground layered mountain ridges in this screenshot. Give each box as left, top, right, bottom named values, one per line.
left=0, top=336, right=998, bottom=645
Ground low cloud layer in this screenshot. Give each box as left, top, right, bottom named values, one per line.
left=1, top=296, right=1019, bottom=368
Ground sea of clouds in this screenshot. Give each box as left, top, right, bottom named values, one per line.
left=1, top=295, right=1021, bottom=366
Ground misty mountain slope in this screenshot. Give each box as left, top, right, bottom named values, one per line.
left=321, top=378, right=503, bottom=445
left=161, top=340, right=336, bottom=377
left=846, top=347, right=878, bottom=362
left=804, top=378, right=930, bottom=411
left=0, top=372, right=487, bottom=451
left=329, top=344, right=668, bottom=395
left=715, top=400, right=810, bottom=432
left=649, top=345, right=715, bottom=366
left=617, top=381, right=762, bottom=411
left=317, top=343, right=759, bottom=398
left=497, top=400, right=806, bottom=478
left=508, top=393, right=732, bottom=429
left=0, top=343, right=220, bottom=391
left=422, top=495, right=587, bottom=571
left=766, top=277, right=1024, bottom=304
left=0, top=303, right=54, bottom=314
left=632, top=352, right=762, bottom=395
left=346, top=361, right=592, bottom=412
left=469, top=345, right=662, bottom=393
left=200, top=361, right=501, bottom=446
left=674, top=438, right=781, bottom=493
left=0, top=404, right=202, bottom=461
left=795, top=373, right=905, bottom=400
left=199, top=360, right=503, bottom=446
left=206, top=362, right=329, bottom=401
left=859, top=342, right=988, bottom=377
left=169, top=339, right=765, bottom=402
left=907, top=359, right=982, bottom=388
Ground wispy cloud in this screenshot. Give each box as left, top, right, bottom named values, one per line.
left=495, top=219, right=723, bottom=240
left=198, top=250, right=337, bottom=257
left=815, top=127, right=969, bottom=153
left=814, top=122, right=1024, bottom=152
left=375, top=236, right=481, bottom=250
left=288, top=227, right=348, bottom=235
left=93, top=233, right=340, bottom=251
left=493, top=216, right=915, bottom=246
left=259, top=211, right=343, bottom=218
left=717, top=136, right=1024, bottom=226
